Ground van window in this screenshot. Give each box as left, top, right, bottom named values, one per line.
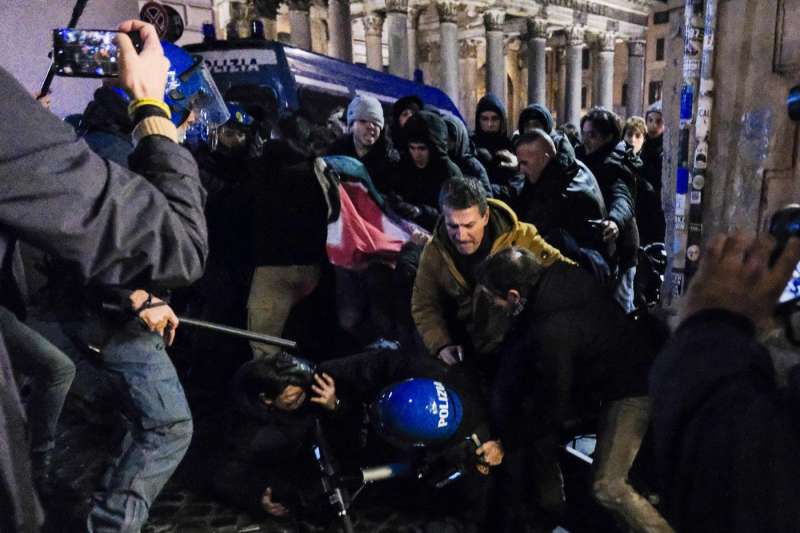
left=297, top=86, right=352, bottom=128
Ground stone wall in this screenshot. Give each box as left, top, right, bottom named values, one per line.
left=661, top=0, right=800, bottom=306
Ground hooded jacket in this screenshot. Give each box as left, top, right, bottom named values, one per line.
left=327, top=131, right=397, bottom=195
left=513, top=138, right=608, bottom=255
left=412, top=199, right=574, bottom=356
left=471, top=94, right=522, bottom=197
left=577, top=140, right=641, bottom=268
left=387, top=110, right=463, bottom=230
left=517, top=103, right=554, bottom=134
left=428, top=107, right=492, bottom=195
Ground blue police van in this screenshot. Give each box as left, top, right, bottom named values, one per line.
left=184, top=39, right=463, bottom=130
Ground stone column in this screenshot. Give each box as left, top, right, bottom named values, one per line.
left=484, top=9, right=506, bottom=103
left=564, top=26, right=584, bottom=127
left=385, top=0, right=409, bottom=78
left=328, top=0, right=352, bottom=62
left=595, top=32, right=615, bottom=109
left=459, top=39, right=478, bottom=128
left=408, top=6, right=420, bottom=77
left=288, top=0, right=312, bottom=49
left=556, top=46, right=566, bottom=123
left=437, top=1, right=460, bottom=103
left=253, top=0, right=280, bottom=40
left=526, top=19, right=548, bottom=105
left=626, top=39, right=646, bottom=117
left=363, top=12, right=385, bottom=71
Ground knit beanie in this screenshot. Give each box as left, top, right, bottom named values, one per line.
left=347, top=95, right=385, bottom=129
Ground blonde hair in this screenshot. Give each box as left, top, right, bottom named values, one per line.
left=623, top=116, right=647, bottom=138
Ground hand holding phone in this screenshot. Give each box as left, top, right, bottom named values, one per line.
left=53, top=28, right=141, bottom=78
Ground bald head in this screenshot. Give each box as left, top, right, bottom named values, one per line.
left=515, top=129, right=556, bottom=184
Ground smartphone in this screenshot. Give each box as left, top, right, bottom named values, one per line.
left=52, top=28, right=141, bottom=78
left=769, top=204, right=800, bottom=307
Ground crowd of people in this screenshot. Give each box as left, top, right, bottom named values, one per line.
left=2, top=18, right=800, bottom=533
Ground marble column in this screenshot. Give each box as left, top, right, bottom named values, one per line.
left=595, top=32, right=615, bottom=109
left=407, top=6, right=420, bottom=77
left=288, top=0, right=312, bottom=49
left=328, top=0, right=352, bottom=62
left=626, top=39, right=646, bottom=117
left=556, top=46, right=566, bottom=123
left=459, top=39, right=478, bottom=128
left=363, top=12, right=385, bottom=71
left=526, top=19, right=548, bottom=105
left=437, top=1, right=460, bottom=103
left=484, top=9, right=506, bottom=103
left=385, top=0, right=409, bottom=78
left=564, top=26, right=584, bottom=127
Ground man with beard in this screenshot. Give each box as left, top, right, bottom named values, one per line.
left=477, top=247, right=673, bottom=533
left=471, top=94, right=522, bottom=199
left=577, top=107, right=641, bottom=313
left=327, top=95, right=397, bottom=193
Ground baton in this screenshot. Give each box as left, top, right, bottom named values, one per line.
left=40, top=0, right=91, bottom=98
left=101, top=303, right=297, bottom=349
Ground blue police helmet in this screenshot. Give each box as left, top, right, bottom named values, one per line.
left=161, top=41, right=229, bottom=129
left=370, top=378, right=463, bottom=448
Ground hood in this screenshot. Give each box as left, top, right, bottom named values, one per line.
left=540, top=133, right=579, bottom=186
left=392, top=95, right=423, bottom=130
left=474, top=93, right=509, bottom=137
left=517, top=104, right=554, bottom=134
left=403, top=110, right=450, bottom=160
left=429, top=106, right=473, bottom=160
left=80, top=85, right=134, bottom=136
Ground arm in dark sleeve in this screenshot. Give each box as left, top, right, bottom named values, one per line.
left=320, top=347, right=411, bottom=403
left=0, top=67, right=207, bottom=288
left=604, top=172, right=634, bottom=232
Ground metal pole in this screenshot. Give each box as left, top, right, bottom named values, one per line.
left=667, top=0, right=704, bottom=303
left=100, top=303, right=297, bottom=349
left=40, top=0, right=90, bottom=97
left=684, top=0, right=719, bottom=280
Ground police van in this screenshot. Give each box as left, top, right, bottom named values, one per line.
left=184, top=38, right=463, bottom=132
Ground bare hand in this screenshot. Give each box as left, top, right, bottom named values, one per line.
left=679, top=232, right=800, bottom=331
left=33, top=91, right=51, bottom=110
left=476, top=439, right=504, bottom=468
left=410, top=228, right=431, bottom=246
left=496, top=150, right=518, bottom=169
left=437, top=345, right=463, bottom=366
left=116, top=20, right=169, bottom=100
left=310, top=372, right=338, bottom=411
left=130, top=290, right=179, bottom=346
left=261, top=487, right=289, bottom=517
left=602, top=220, right=619, bottom=242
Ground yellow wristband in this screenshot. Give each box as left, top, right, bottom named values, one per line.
left=128, top=98, right=172, bottom=120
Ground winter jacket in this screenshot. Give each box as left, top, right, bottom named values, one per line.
left=638, top=134, right=666, bottom=244
left=427, top=106, right=492, bottom=195
left=577, top=140, right=641, bottom=269
left=0, top=66, right=207, bottom=533
left=490, top=262, right=662, bottom=450
left=386, top=110, right=463, bottom=230
left=327, top=132, right=398, bottom=194
left=412, top=199, right=573, bottom=357
left=650, top=309, right=800, bottom=532
left=513, top=136, right=608, bottom=255
left=471, top=94, right=522, bottom=196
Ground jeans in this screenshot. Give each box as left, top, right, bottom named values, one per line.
left=0, top=306, right=75, bottom=454
left=86, top=319, right=192, bottom=533
left=613, top=266, right=637, bottom=314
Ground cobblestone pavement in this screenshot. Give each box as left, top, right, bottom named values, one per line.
left=41, top=385, right=623, bottom=533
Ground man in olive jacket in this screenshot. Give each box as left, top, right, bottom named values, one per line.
left=411, top=178, right=573, bottom=362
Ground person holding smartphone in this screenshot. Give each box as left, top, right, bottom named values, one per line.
left=0, top=20, right=208, bottom=533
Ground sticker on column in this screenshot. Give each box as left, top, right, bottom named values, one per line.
left=690, top=191, right=702, bottom=204
left=687, top=244, right=700, bottom=263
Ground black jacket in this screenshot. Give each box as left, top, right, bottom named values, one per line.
left=489, top=263, right=661, bottom=450
left=578, top=141, right=641, bottom=268
left=327, top=132, right=397, bottom=195
left=650, top=310, right=800, bottom=532
left=427, top=106, right=492, bottom=195
left=513, top=137, right=607, bottom=255
left=638, top=135, right=666, bottom=245
left=388, top=110, right=463, bottom=230
left=0, top=66, right=208, bottom=533
left=471, top=94, right=521, bottom=195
